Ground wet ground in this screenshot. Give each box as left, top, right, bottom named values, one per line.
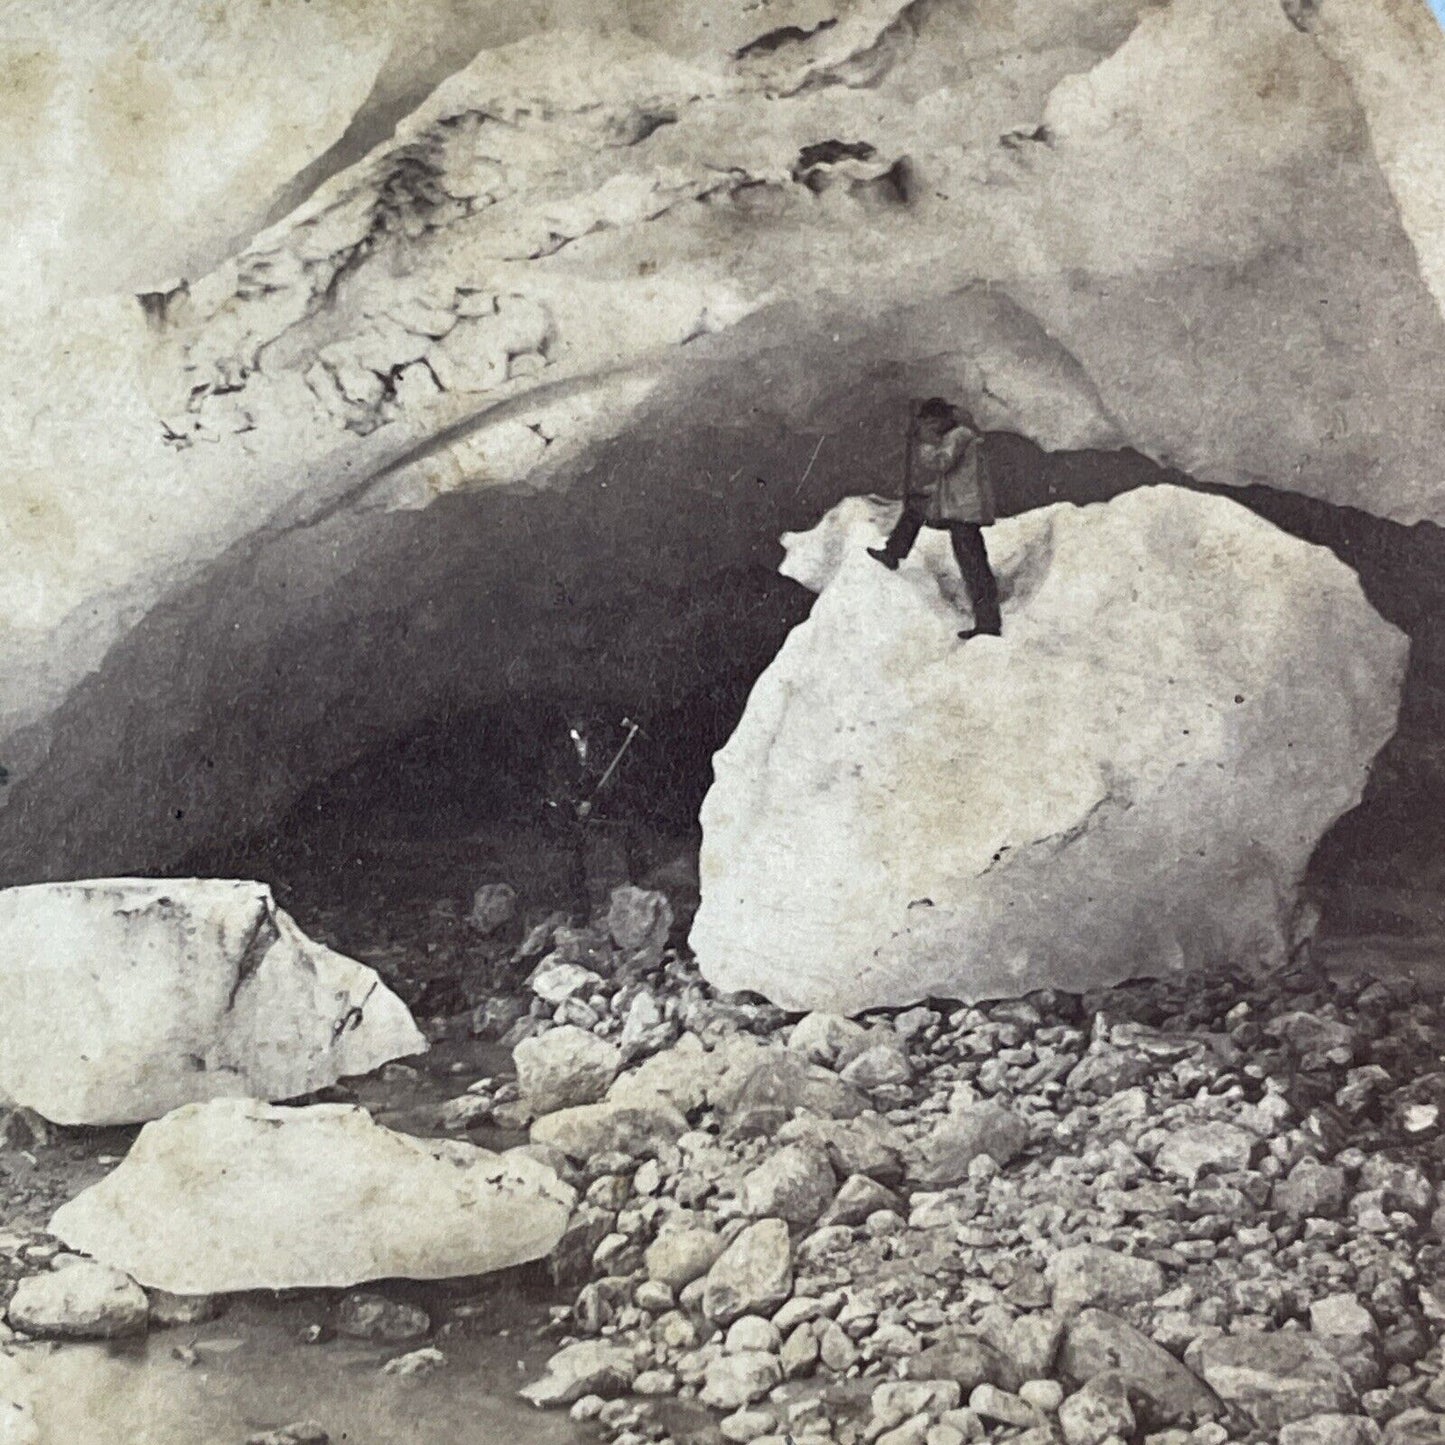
left=19, top=1283, right=589, bottom=1445
left=0, top=1005, right=595, bottom=1445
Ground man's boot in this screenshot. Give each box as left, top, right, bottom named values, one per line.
left=866, top=547, right=900, bottom=571
left=957, top=625, right=1002, bottom=642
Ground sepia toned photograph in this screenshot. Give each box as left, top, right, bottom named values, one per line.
left=2, top=0, right=1445, bottom=1441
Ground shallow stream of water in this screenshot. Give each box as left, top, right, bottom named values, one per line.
left=20, top=1285, right=592, bottom=1445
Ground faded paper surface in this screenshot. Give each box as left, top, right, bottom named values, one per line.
left=2, top=0, right=1445, bottom=1439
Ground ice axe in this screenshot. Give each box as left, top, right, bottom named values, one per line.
left=593, top=716, right=643, bottom=798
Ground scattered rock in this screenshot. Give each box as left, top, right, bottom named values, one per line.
left=740, top=1144, right=838, bottom=1227
left=514, top=1025, right=622, bottom=1115
left=788, top=1014, right=870, bottom=1068
left=969, top=1384, right=1045, bottom=1429
left=1278, top=1416, right=1383, bottom=1445
left=529, top=961, right=599, bottom=1006
left=49, top=1099, right=574, bottom=1293
left=645, top=1227, right=726, bottom=1291
left=1058, top=1374, right=1135, bottom=1445
left=715, top=1051, right=868, bottom=1138
left=1059, top=1310, right=1220, bottom=1426
left=701, top=1352, right=783, bottom=1410
left=5, top=1260, right=148, bottom=1339
left=1047, top=1245, right=1166, bottom=1315
left=911, top=1104, right=1030, bottom=1186
left=245, top=1424, right=329, bottom=1445
left=1275, top=1158, right=1349, bottom=1220
left=873, top=1381, right=963, bottom=1427
left=336, top=1292, right=429, bottom=1343
left=905, top=1336, right=1011, bottom=1395
left=606, top=887, right=673, bottom=960
left=520, top=1341, right=636, bottom=1407
left=1189, top=1332, right=1358, bottom=1431
left=466, top=883, right=517, bottom=935
left=0, top=879, right=425, bottom=1125
left=147, top=1289, right=220, bottom=1327
left=703, top=1219, right=793, bottom=1325
left=1154, top=1121, right=1254, bottom=1184
left=530, top=1097, right=688, bottom=1161
left=839, top=1043, right=913, bottom=1091
left=382, top=1347, right=447, bottom=1377
left=1310, top=1296, right=1377, bottom=1339
left=821, top=1173, right=903, bottom=1228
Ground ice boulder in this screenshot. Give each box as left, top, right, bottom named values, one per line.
left=0, top=879, right=425, bottom=1124
left=49, top=1098, right=576, bottom=1293
left=690, top=487, right=1407, bottom=1012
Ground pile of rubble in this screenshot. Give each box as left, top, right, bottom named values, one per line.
left=3, top=878, right=1445, bottom=1445
left=443, top=891, right=1445, bottom=1445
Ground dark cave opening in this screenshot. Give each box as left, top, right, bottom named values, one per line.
left=172, top=433, right=1445, bottom=984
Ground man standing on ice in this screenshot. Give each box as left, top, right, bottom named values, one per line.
left=867, top=396, right=1002, bottom=640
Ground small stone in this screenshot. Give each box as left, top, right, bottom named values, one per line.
left=519, top=1341, right=637, bottom=1407
left=1059, top=1374, right=1135, bottom=1445
left=529, top=961, right=598, bottom=1005
left=872, top=1323, right=923, bottom=1358
left=655, top=1310, right=700, bottom=1351
left=927, top=1426, right=968, bottom=1445
left=702, top=1351, right=783, bottom=1410
left=727, top=1316, right=783, bottom=1354
left=741, top=1144, right=838, bottom=1227
left=939, top=1410, right=985, bottom=1442
left=877, top=1416, right=932, bottom=1445
left=147, top=1289, right=220, bottom=1327
left=531, top=1098, right=688, bottom=1161
left=1019, top=1380, right=1065, bottom=1413
left=1059, top=1310, right=1220, bottom=1427
left=718, top=1052, right=868, bottom=1139
left=514, top=1026, right=622, bottom=1115
left=336, top=1293, right=429, bottom=1343
left=821, top=1174, right=904, bottom=1228
left=911, top=1105, right=1031, bottom=1186
left=905, top=1334, right=1010, bottom=1394
left=780, top=1322, right=820, bottom=1378
left=606, top=887, right=673, bottom=958
left=646, top=1226, right=726, bottom=1291
left=1047, top=1245, right=1166, bottom=1315
left=872, top=1381, right=964, bottom=1428
left=789, top=1014, right=871, bottom=1067
left=1309, top=1296, right=1376, bottom=1338
left=969, top=1384, right=1045, bottom=1428
left=772, top=1296, right=823, bottom=1333
left=1357, top=1156, right=1433, bottom=1217
left=1188, top=1332, right=1357, bottom=1431
left=634, top=1279, right=675, bottom=1313
left=6, top=1261, right=149, bottom=1339
left=1155, top=1122, right=1254, bottom=1184
left=704, top=1219, right=794, bottom=1325
left=1278, top=1415, right=1383, bottom=1445
left=721, top=1408, right=779, bottom=1442
left=1275, top=1158, right=1349, bottom=1220
left=633, top=1368, right=679, bottom=1396
left=382, top=1347, right=446, bottom=1377
left=245, top=1424, right=329, bottom=1445
left=1401, top=1103, right=1439, bottom=1136
left=437, top=1092, right=495, bottom=1131
left=819, top=1319, right=860, bottom=1372
left=840, top=1044, right=913, bottom=1091
left=466, top=883, right=517, bottom=934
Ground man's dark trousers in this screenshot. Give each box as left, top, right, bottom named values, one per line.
left=879, top=503, right=1002, bottom=635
